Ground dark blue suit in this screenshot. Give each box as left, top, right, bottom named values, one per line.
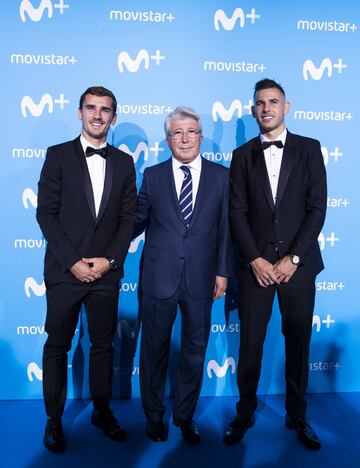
left=136, top=156, right=232, bottom=421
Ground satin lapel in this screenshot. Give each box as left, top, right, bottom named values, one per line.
left=161, top=158, right=187, bottom=226
left=252, top=139, right=275, bottom=212
left=275, top=133, right=296, bottom=207
left=188, top=156, right=208, bottom=227
left=96, top=148, right=114, bottom=225
left=73, top=137, right=96, bottom=220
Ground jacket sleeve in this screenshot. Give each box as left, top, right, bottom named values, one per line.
left=133, top=167, right=152, bottom=239
left=289, top=140, right=327, bottom=261
left=105, top=159, right=137, bottom=266
left=36, top=148, right=81, bottom=271
left=229, top=150, right=261, bottom=264
left=216, top=170, right=234, bottom=277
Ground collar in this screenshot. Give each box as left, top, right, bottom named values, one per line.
left=80, top=135, right=107, bottom=155
left=260, top=128, right=287, bottom=145
left=172, top=153, right=202, bottom=171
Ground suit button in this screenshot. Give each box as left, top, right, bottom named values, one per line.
left=274, top=219, right=279, bottom=225
left=179, top=257, right=184, bottom=260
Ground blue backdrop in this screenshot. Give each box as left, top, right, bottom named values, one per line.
left=1, top=0, right=359, bottom=400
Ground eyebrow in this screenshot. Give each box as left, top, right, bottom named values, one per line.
left=85, top=104, right=112, bottom=111
left=255, top=98, right=280, bottom=105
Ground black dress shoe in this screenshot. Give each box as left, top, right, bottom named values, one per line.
left=146, top=419, right=168, bottom=442
left=173, top=418, right=200, bottom=444
left=223, top=414, right=255, bottom=444
left=43, top=417, right=65, bottom=453
left=285, top=415, right=321, bottom=450
left=91, top=409, right=127, bottom=441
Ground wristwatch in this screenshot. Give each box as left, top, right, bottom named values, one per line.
left=289, top=254, right=301, bottom=265
left=107, top=257, right=119, bottom=271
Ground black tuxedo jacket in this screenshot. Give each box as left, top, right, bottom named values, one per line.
left=136, top=157, right=233, bottom=300
left=230, top=131, right=327, bottom=281
left=37, top=136, right=137, bottom=285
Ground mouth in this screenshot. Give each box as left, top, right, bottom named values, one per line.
left=261, top=115, right=274, bottom=122
left=90, top=121, right=104, bottom=128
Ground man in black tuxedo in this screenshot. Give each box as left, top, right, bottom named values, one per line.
left=36, top=86, right=137, bottom=452
left=136, top=107, right=233, bottom=444
left=223, top=79, right=326, bottom=449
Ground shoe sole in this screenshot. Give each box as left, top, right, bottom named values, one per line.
left=91, top=417, right=127, bottom=441
left=223, top=417, right=255, bottom=445
left=43, top=437, right=65, bottom=453
left=285, top=421, right=321, bottom=450
left=146, top=430, right=168, bottom=442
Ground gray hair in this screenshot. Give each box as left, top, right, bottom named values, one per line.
left=164, top=106, right=202, bottom=137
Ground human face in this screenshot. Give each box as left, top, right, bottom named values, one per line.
left=251, top=87, right=290, bottom=139
left=78, top=94, right=117, bottom=146
left=166, top=117, right=203, bottom=164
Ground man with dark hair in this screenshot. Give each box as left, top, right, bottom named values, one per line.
left=223, top=79, right=326, bottom=449
left=136, top=106, right=233, bottom=444
left=37, top=86, right=136, bottom=452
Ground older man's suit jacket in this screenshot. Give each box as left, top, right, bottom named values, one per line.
left=136, top=156, right=233, bottom=300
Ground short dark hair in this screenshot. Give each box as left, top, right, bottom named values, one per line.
left=79, top=86, right=117, bottom=114
left=253, top=79, right=285, bottom=99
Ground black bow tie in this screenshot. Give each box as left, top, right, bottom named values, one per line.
left=261, top=140, right=284, bottom=150
left=85, top=146, right=108, bottom=159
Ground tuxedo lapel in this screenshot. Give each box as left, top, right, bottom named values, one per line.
left=275, top=132, right=296, bottom=207
left=162, top=158, right=187, bottom=226
left=96, top=148, right=114, bottom=225
left=189, top=156, right=209, bottom=226
left=252, top=139, right=275, bottom=212
left=73, top=137, right=96, bottom=220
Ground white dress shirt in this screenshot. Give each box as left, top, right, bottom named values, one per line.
left=172, top=154, right=202, bottom=208
left=80, top=135, right=106, bottom=217
left=260, top=129, right=287, bottom=204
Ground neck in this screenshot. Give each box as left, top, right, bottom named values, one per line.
left=261, top=125, right=285, bottom=141
left=82, top=133, right=107, bottom=148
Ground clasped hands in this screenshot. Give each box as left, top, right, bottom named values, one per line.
left=70, top=257, right=110, bottom=283
left=250, top=256, right=297, bottom=288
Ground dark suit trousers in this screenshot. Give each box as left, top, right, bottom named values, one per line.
left=236, top=275, right=315, bottom=423
left=43, top=281, right=119, bottom=417
left=140, top=274, right=212, bottom=422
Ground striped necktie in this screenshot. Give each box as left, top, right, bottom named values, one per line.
left=179, top=165, right=193, bottom=225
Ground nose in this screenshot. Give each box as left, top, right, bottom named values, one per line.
left=263, top=101, right=271, bottom=113
left=94, top=107, right=101, bottom=119
left=181, top=131, right=189, bottom=143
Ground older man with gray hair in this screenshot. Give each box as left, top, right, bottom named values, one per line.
left=135, top=106, right=233, bottom=444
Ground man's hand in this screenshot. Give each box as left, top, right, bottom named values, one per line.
left=250, top=257, right=280, bottom=288
left=82, top=257, right=110, bottom=276
left=70, top=259, right=101, bottom=282
left=273, top=256, right=297, bottom=283
left=213, top=276, right=227, bottom=300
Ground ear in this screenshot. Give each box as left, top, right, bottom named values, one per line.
left=284, top=101, right=290, bottom=115
left=111, top=113, right=117, bottom=126
left=77, top=108, right=82, bottom=120
left=251, top=106, right=256, bottom=117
